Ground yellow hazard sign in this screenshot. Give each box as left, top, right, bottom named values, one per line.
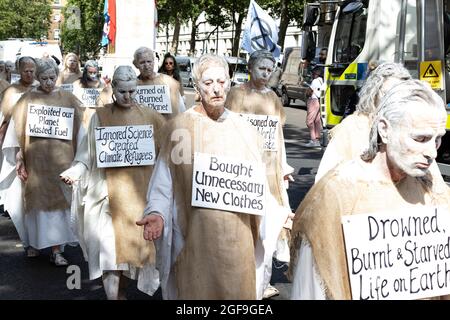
left=420, top=61, right=443, bottom=90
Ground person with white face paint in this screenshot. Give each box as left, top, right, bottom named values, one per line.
left=315, top=62, right=412, bottom=183
left=226, top=49, right=294, bottom=299
left=136, top=54, right=290, bottom=299
left=5, top=61, right=15, bottom=83
left=72, top=60, right=110, bottom=126
left=60, top=65, right=165, bottom=300
left=288, top=79, right=450, bottom=300
left=132, top=47, right=185, bottom=119
left=0, top=57, right=37, bottom=217
left=0, top=61, right=9, bottom=94
left=56, top=53, right=81, bottom=85
left=7, top=58, right=84, bottom=265
left=0, top=57, right=37, bottom=142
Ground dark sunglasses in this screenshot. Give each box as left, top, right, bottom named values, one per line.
left=165, top=61, right=174, bottom=65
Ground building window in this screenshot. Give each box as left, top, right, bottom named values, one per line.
left=54, top=0, right=61, bottom=4
left=54, top=14, right=61, bottom=22
left=54, top=29, right=60, bottom=40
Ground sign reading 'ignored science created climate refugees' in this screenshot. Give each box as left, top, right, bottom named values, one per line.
left=342, top=206, right=450, bottom=300
left=94, top=125, right=156, bottom=168
left=26, top=104, right=74, bottom=140
left=135, top=85, right=172, bottom=114
left=191, top=152, right=266, bottom=216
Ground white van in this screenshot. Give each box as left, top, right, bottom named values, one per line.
left=175, top=56, right=196, bottom=87
left=225, top=56, right=249, bottom=86
left=17, top=41, right=63, bottom=64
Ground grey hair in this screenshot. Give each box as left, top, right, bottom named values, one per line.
left=357, top=62, right=411, bottom=115
left=35, top=58, right=59, bottom=78
left=17, top=56, right=36, bottom=71
left=361, top=79, right=445, bottom=161
left=84, top=60, right=98, bottom=70
left=192, top=54, right=230, bottom=86
left=248, top=49, right=276, bottom=70
left=112, top=65, right=137, bottom=87
left=133, top=47, right=154, bottom=67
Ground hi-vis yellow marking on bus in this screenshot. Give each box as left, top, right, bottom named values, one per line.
left=420, top=61, right=443, bottom=90
left=325, top=63, right=360, bottom=126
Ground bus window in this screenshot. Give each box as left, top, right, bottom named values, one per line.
left=333, top=1, right=368, bottom=64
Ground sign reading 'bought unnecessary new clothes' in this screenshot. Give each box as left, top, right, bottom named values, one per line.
left=26, top=104, right=74, bottom=140
left=94, top=125, right=156, bottom=168
left=342, top=206, right=450, bottom=300
left=191, top=152, right=266, bottom=216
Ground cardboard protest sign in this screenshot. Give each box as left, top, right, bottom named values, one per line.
left=78, top=88, right=101, bottom=107
left=26, top=104, right=74, bottom=140
left=241, top=114, right=279, bottom=151
left=342, top=207, right=450, bottom=300
left=10, top=73, right=20, bottom=84
left=60, top=84, right=74, bottom=93
left=95, top=125, right=156, bottom=168
left=192, top=152, right=266, bottom=215
left=135, top=85, right=172, bottom=114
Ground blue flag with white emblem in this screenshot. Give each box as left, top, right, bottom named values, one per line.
left=241, top=0, right=281, bottom=58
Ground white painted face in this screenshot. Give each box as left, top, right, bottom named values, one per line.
left=250, top=58, right=274, bottom=88
left=38, top=68, right=58, bottom=93
left=67, top=56, right=78, bottom=71
left=197, top=66, right=229, bottom=111
left=380, top=101, right=447, bottom=178
left=86, top=66, right=98, bottom=81
left=113, top=79, right=137, bottom=108
left=136, top=52, right=154, bottom=78
left=5, top=62, right=14, bottom=73
left=19, top=61, right=36, bottom=85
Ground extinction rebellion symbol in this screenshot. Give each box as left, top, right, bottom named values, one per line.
left=250, top=17, right=277, bottom=53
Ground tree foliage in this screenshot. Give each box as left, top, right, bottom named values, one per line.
left=0, top=0, right=51, bottom=40
left=60, top=0, right=103, bottom=60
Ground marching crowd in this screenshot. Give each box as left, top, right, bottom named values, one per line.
left=0, top=47, right=449, bottom=300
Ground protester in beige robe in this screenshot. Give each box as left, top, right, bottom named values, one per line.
left=137, top=54, right=290, bottom=300
left=72, top=60, right=110, bottom=127
left=226, top=49, right=294, bottom=298
left=61, top=66, right=165, bottom=299
left=0, top=57, right=37, bottom=142
left=315, top=62, right=412, bottom=182
left=0, top=57, right=36, bottom=219
left=56, top=52, right=82, bottom=86
left=0, top=61, right=9, bottom=93
left=9, top=58, right=84, bottom=265
left=289, top=80, right=450, bottom=300
left=133, top=47, right=185, bottom=119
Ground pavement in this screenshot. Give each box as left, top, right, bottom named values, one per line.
left=0, top=90, right=324, bottom=300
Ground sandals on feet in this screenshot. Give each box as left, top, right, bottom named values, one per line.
left=50, top=252, right=68, bottom=266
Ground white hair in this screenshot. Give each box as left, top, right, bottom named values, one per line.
left=361, top=79, right=445, bottom=161
left=357, top=62, right=411, bottom=115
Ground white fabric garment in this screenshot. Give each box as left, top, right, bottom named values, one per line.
left=2, top=118, right=85, bottom=249
left=143, top=108, right=290, bottom=300
left=177, top=92, right=186, bottom=112
left=61, top=114, right=160, bottom=296
left=310, top=77, right=323, bottom=100
left=290, top=239, right=326, bottom=300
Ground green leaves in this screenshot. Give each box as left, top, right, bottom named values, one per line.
left=0, top=0, right=51, bottom=40
left=61, top=0, right=103, bottom=60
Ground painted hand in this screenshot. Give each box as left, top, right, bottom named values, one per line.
left=136, top=214, right=164, bottom=241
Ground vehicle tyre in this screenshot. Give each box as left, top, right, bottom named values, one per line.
left=281, top=89, right=290, bottom=107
